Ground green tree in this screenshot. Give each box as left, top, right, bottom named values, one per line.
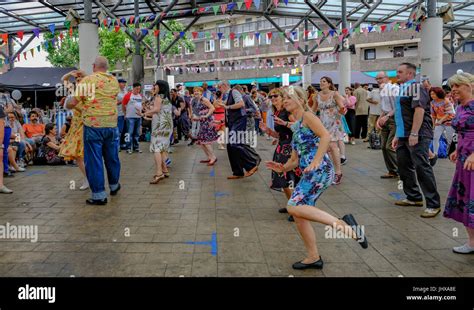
left=44, top=19, right=194, bottom=68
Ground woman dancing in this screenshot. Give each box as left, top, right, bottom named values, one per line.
left=144, top=80, right=173, bottom=184
left=266, top=86, right=367, bottom=270
left=192, top=87, right=218, bottom=166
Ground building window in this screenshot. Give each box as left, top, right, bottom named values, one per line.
left=463, top=41, right=474, bottom=52
left=364, top=49, right=376, bottom=60
left=285, top=29, right=299, bottom=42
left=233, top=38, right=239, bottom=48
left=243, top=35, right=255, bottom=47
left=220, top=38, right=230, bottom=50
left=205, top=40, right=215, bottom=52
left=393, top=46, right=404, bottom=58
left=185, top=46, right=195, bottom=55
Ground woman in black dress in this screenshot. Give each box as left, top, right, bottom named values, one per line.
left=260, top=88, right=301, bottom=222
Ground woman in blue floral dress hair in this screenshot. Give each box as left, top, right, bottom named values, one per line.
left=444, top=71, right=474, bottom=254
left=266, top=86, right=368, bottom=270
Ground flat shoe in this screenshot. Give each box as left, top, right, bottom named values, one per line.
left=278, top=208, right=288, bottom=214
left=292, top=257, right=323, bottom=270
left=200, top=160, right=210, bottom=163
left=86, top=198, right=107, bottom=205
left=227, top=175, right=244, bottom=180
left=342, top=214, right=368, bottom=249
left=150, top=174, right=165, bottom=184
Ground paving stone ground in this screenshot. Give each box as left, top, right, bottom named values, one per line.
left=0, top=138, right=473, bottom=277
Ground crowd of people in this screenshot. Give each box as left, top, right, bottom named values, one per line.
left=0, top=57, right=473, bottom=269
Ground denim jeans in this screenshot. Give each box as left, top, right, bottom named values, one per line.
left=3, top=127, right=11, bottom=173
left=117, top=115, right=125, bottom=149
left=83, top=126, right=121, bottom=200
left=125, top=117, right=141, bottom=151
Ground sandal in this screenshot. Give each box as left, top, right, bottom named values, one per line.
left=199, top=159, right=210, bottom=163
left=150, top=174, right=165, bottom=184
left=207, top=158, right=218, bottom=166
left=163, top=171, right=170, bottom=178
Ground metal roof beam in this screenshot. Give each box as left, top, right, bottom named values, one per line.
left=38, top=0, right=67, bottom=17
left=263, top=13, right=306, bottom=56
left=0, top=7, right=48, bottom=31
left=162, top=15, right=200, bottom=54
left=378, top=0, right=424, bottom=23
left=304, top=0, right=336, bottom=29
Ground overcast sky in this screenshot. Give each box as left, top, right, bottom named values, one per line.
left=15, top=34, right=52, bottom=68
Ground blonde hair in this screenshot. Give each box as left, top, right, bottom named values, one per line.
left=193, top=86, right=203, bottom=94
left=268, top=88, right=283, bottom=97
left=448, top=72, right=474, bottom=88
left=281, top=86, right=308, bottom=111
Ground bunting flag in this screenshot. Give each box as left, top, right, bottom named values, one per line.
left=284, top=0, right=289, bottom=4
left=266, top=32, right=272, bottom=40
left=32, top=28, right=40, bottom=38
left=217, top=32, right=223, bottom=40
left=115, top=25, right=120, bottom=33
left=212, top=5, right=219, bottom=15
left=254, top=0, right=261, bottom=9
left=141, top=29, right=149, bottom=36
left=179, top=31, right=185, bottom=38
left=273, top=0, right=279, bottom=6
left=237, top=1, right=244, bottom=10
left=129, top=16, right=135, bottom=24
left=368, top=25, right=373, bottom=33
left=30, top=49, right=34, bottom=57
left=230, top=32, right=236, bottom=40
left=221, top=4, right=227, bottom=14
left=154, top=29, right=160, bottom=37
left=244, top=0, right=252, bottom=10
left=69, top=27, right=74, bottom=37
left=48, top=24, right=55, bottom=34
left=192, top=31, right=198, bottom=39
left=255, top=32, right=260, bottom=40
left=59, top=32, right=64, bottom=41
left=1, top=33, right=7, bottom=44
left=228, top=3, right=236, bottom=10
left=381, top=25, right=387, bottom=33
left=17, top=31, right=24, bottom=40
left=36, top=45, right=41, bottom=52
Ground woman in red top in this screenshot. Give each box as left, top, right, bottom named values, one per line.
left=213, top=90, right=226, bottom=150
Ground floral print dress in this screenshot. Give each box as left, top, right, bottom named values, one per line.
left=59, top=100, right=84, bottom=160
left=318, top=92, right=345, bottom=142
left=196, top=98, right=219, bottom=145
left=444, top=100, right=474, bottom=228
left=150, top=96, right=173, bottom=153
left=287, top=115, right=334, bottom=207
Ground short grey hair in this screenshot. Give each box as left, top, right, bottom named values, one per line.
left=93, top=56, right=109, bottom=71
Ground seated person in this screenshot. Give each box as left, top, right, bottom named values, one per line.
left=22, top=111, right=45, bottom=146
left=60, top=115, right=72, bottom=139
left=7, top=112, right=31, bottom=172
left=41, top=123, right=65, bottom=165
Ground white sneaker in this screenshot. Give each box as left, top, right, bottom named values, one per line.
left=350, top=141, right=356, bottom=145
left=453, top=244, right=474, bottom=254
left=0, top=185, right=13, bottom=194
left=79, top=180, right=89, bottom=191
left=16, top=167, right=26, bottom=172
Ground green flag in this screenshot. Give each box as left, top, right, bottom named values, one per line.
left=237, top=1, right=244, bottom=10
left=213, top=5, right=219, bottom=15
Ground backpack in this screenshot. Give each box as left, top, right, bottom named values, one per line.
left=369, top=130, right=381, bottom=150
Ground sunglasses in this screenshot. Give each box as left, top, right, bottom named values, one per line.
left=268, top=95, right=279, bottom=99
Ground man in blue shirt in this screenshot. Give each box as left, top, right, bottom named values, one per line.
left=392, top=62, right=440, bottom=218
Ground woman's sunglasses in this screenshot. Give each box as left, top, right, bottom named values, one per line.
left=268, top=95, right=279, bottom=99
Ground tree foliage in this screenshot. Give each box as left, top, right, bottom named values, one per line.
left=44, top=19, right=194, bottom=68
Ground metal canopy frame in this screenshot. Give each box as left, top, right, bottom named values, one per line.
left=0, top=0, right=473, bottom=71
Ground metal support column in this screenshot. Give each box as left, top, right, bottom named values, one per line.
left=79, top=0, right=99, bottom=74
left=338, top=0, right=351, bottom=95
left=132, top=0, right=144, bottom=84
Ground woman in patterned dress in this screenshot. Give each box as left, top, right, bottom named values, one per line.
left=259, top=88, right=301, bottom=222
left=193, top=87, right=219, bottom=166
left=444, top=72, right=474, bottom=254
left=59, top=70, right=89, bottom=190
left=312, top=77, right=346, bottom=185
left=144, top=80, right=173, bottom=184
left=266, top=86, right=367, bottom=270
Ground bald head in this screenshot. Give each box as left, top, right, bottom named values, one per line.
left=375, top=71, right=388, bottom=85
left=93, top=56, right=109, bottom=72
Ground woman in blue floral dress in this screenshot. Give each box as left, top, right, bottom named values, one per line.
left=444, top=72, right=474, bottom=254
left=266, top=86, right=368, bottom=270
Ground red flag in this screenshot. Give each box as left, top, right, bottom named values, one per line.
left=59, top=32, right=64, bottom=41
left=267, top=32, right=272, bottom=39
left=304, top=30, right=310, bottom=38
left=221, top=4, right=227, bottom=14
left=1, top=33, right=8, bottom=44
left=198, top=7, right=205, bottom=13
left=380, top=25, right=387, bottom=32
left=342, top=28, right=348, bottom=35
left=154, top=29, right=160, bottom=37
left=245, top=0, right=252, bottom=9
left=103, top=19, right=108, bottom=27
left=69, top=27, right=74, bottom=37
left=129, top=16, right=135, bottom=24
left=17, top=31, right=24, bottom=40
left=192, top=32, right=198, bottom=39
left=115, top=25, right=120, bottom=33
left=23, top=52, right=27, bottom=60
left=229, top=32, right=235, bottom=40
left=17, top=54, right=20, bottom=62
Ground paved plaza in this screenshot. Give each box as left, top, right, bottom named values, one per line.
left=0, top=140, right=473, bottom=277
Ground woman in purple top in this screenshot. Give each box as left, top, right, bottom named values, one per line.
left=444, top=72, right=474, bottom=254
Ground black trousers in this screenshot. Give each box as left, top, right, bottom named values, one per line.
left=226, top=117, right=261, bottom=176
left=396, top=138, right=441, bottom=209
left=345, top=109, right=356, bottom=138
left=355, top=115, right=368, bottom=139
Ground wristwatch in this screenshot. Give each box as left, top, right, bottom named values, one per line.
left=410, top=132, right=418, bottom=137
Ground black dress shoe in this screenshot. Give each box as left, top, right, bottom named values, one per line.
left=86, top=198, right=108, bottom=205
left=342, top=214, right=368, bottom=249
left=288, top=215, right=294, bottom=222
left=110, top=184, right=121, bottom=196
left=292, top=257, right=324, bottom=270
left=278, top=208, right=288, bottom=214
